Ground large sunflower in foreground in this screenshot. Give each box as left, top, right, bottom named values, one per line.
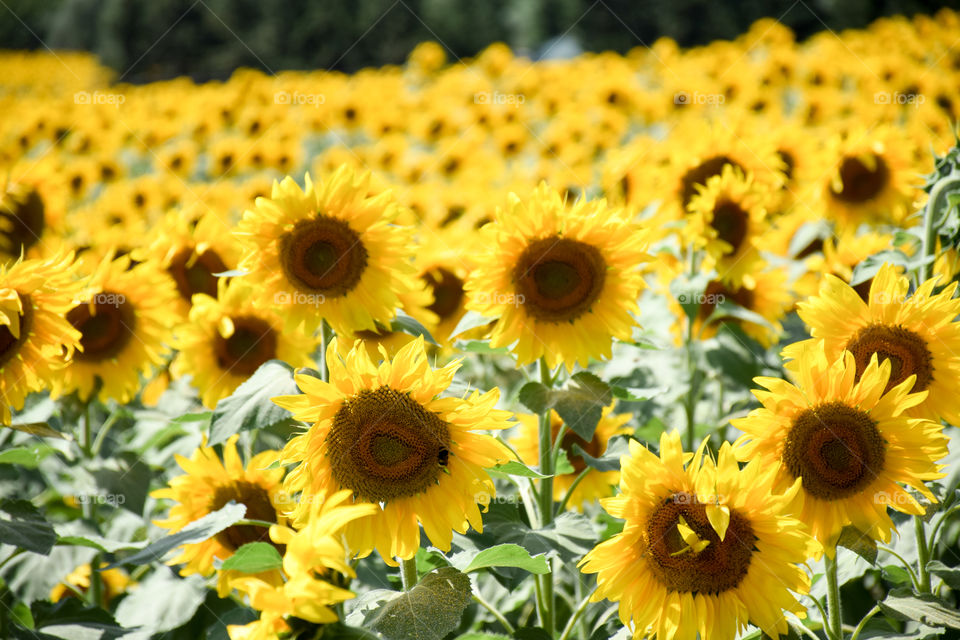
left=151, top=436, right=287, bottom=596
left=227, top=491, right=377, bottom=640
left=274, top=336, right=513, bottom=561
left=234, top=166, right=418, bottom=335
left=580, top=431, right=818, bottom=640
left=464, top=183, right=647, bottom=371
left=786, top=262, right=960, bottom=425
left=171, top=279, right=316, bottom=408
left=55, top=255, right=177, bottom=403
left=0, top=252, right=83, bottom=424
left=512, top=406, right=632, bottom=511
left=733, top=343, right=948, bottom=547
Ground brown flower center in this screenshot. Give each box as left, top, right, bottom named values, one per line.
left=209, top=481, right=282, bottom=553
left=327, top=386, right=450, bottom=503
left=696, top=280, right=755, bottom=325
left=423, top=268, right=465, bottom=320
left=711, top=199, right=749, bottom=254
left=67, top=293, right=135, bottom=361
left=680, top=156, right=743, bottom=207
left=845, top=324, right=934, bottom=393
left=514, top=237, right=606, bottom=323
left=167, top=248, right=228, bottom=301
left=645, top=492, right=755, bottom=594
left=279, top=217, right=368, bottom=297
left=214, top=316, right=278, bottom=377
left=830, top=155, right=889, bottom=204
left=0, top=188, right=45, bottom=254
left=0, top=293, right=33, bottom=367
left=783, top=402, right=885, bottom=501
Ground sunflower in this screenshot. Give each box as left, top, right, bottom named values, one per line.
left=512, top=406, right=632, bottom=511
left=227, top=491, right=377, bottom=640
left=414, top=225, right=474, bottom=346
left=685, top=165, right=771, bottom=288
left=0, top=163, right=66, bottom=261
left=50, top=562, right=131, bottom=604
left=0, top=251, right=83, bottom=424
left=137, top=209, right=242, bottom=315
left=151, top=435, right=288, bottom=595
left=580, top=431, right=818, bottom=640
left=464, top=183, right=647, bottom=371
left=55, top=255, right=177, bottom=404
left=234, top=166, right=418, bottom=335
left=786, top=262, right=960, bottom=425
left=733, top=342, right=948, bottom=547
left=171, top=279, right=316, bottom=409
left=274, top=336, right=512, bottom=561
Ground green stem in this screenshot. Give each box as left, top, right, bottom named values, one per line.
left=81, top=402, right=93, bottom=458
left=399, top=557, right=418, bottom=591
left=90, top=557, right=103, bottom=607
left=90, top=410, right=121, bottom=458
left=557, top=586, right=598, bottom=640
left=556, top=467, right=591, bottom=514
left=920, top=173, right=960, bottom=282
left=929, top=504, right=960, bottom=549
left=849, top=605, right=881, bottom=640
left=683, top=316, right=698, bottom=453
left=0, top=548, right=24, bottom=572
left=473, top=594, right=515, bottom=634
left=235, top=518, right=279, bottom=528
left=878, top=546, right=919, bottom=589
left=824, top=550, right=843, bottom=640
left=914, top=516, right=932, bottom=593
left=320, top=320, right=333, bottom=382
left=537, top=356, right=555, bottom=635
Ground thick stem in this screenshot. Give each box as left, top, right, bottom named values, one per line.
left=320, top=320, right=333, bottom=382
left=824, top=551, right=843, bottom=640
left=399, top=557, right=418, bottom=591
left=849, top=605, right=881, bottom=640
left=536, top=357, right=555, bottom=635
left=557, top=585, right=598, bottom=640
left=473, top=594, right=516, bottom=634
left=914, top=516, right=932, bottom=593
left=683, top=317, right=698, bottom=453
left=920, top=174, right=960, bottom=283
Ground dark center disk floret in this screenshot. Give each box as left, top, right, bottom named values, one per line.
left=845, top=323, right=934, bottom=393
left=279, top=216, right=368, bottom=297
left=514, top=237, right=606, bottom=323
left=645, top=491, right=756, bottom=594
left=830, top=155, right=889, bottom=204
left=0, top=293, right=32, bottom=367
left=783, top=401, right=886, bottom=501
left=67, top=292, right=136, bottom=362
left=209, top=481, right=283, bottom=553
left=214, top=315, right=278, bottom=377
left=327, top=386, right=451, bottom=503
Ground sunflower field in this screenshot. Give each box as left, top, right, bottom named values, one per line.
left=4, top=7, right=960, bottom=640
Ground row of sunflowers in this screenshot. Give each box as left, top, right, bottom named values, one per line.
left=2, top=6, right=960, bottom=640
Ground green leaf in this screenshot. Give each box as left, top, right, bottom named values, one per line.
left=463, top=543, right=549, bottom=574
left=0, top=445, right=53, bottom=468
left=553, top=372, right=611, bottom=440
left=881, top=564, right=912, bottom=585
left=837, top=525, right=878, bottom=565
left=453, top=340, right=508, bottom=354
left=850, top=250, right=914, bottom=286
left=367, top=567, right=472, bottom=640
left=879, top=587, right=960, bottom=629
left=106, top=502, right=245, bottom=568
left=171, top=411, right=213, bottom=425
left=927, top=560, right=960, bottom=590
left=450, top=310, right=494, bottom=339
left=489, top=460, right=550, bottom=479
left=571, top=437, right=629, bottom=472
left=787, top=220, right=831, bottom=258
left=26, top=599, right=127, bottom=640
left=209, top=360, right=299, bottom=445
left=518, top=382, right=552, bottom=415
left=219, top=542, right=283, bottom=573
left=391, top=312, right=438, bottom=345
left=705, top=299, right=776, bottom=332
left=554, top=449, right=575, bottom=476
left=91, top=451, right=152, bottom=514
left=0, top=499, right=56, bottom=555
left=114, top=566, right=208, bottom=633
left=5, top=422, right=69, bottom=440
left=610, top=385, right=664, bottom=402
left=56, top=534, right=147, bottom=553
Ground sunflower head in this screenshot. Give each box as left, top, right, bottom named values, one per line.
left=580, top=431, right=818, bottom=639
left=735, top=341, right=948, bottom=548
left=465, top=182, right=648, bottom=371
left=274, top=336, right=513, bottom=561
left=234, top=165, right=418, bottom=335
